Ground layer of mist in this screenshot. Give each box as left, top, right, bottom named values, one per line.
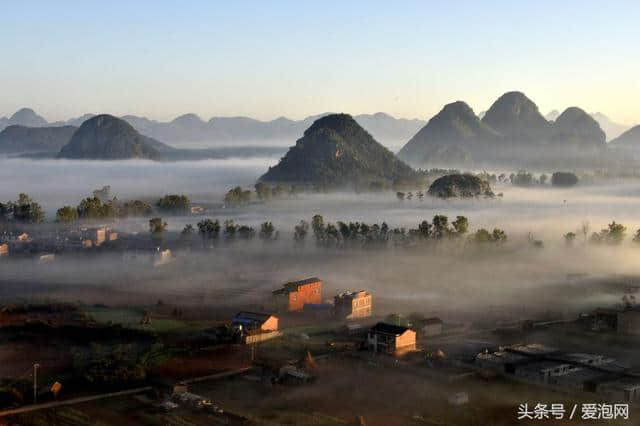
left=2, top=156, right=640, bottom=326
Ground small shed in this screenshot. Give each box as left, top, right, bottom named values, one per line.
left=232, top=312, right=279, bottom=334
left=367, top=322, right=416, bottom=354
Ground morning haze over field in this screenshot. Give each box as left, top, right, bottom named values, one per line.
left=2, top=2, right=640, bottom=425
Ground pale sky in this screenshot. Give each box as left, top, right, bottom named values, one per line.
left=2, top=0, right=639, bottom=125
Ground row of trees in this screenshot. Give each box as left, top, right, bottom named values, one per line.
left=1, top=188, right=194, bottom=226
left=56, top=196, right=153, bottom=223
left=0, top=193, right=45, bottom=224
left=55, top=188, right=191, bottom=223
left=564, top=221, right=633, bottom=246
left=147, top=218, right=279, bottom=242
left=224, top=183, right=301, bottom=206
left=296, top=214, right=505, bottom=248
left=144, top=213, right=506, bottom=249
left=501, top=171, right=578, bottom=187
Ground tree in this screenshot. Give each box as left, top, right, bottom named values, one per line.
left=325, top=223, right=339, bottom=244
left=380, top=222, right=389, bottom=238
left=56, top=206, right=78, bottom=223
left=564, top=232, right=576, bottom=246
left=92, top=186, right=112, bottom=202
left=0, top=202, right=11, bottom=222
left=254, top=182, right=271, bottom=200
left=492, top=228, right=507, bottom=243
left=12, top=193, right=45, bottom=223
left=417, top=220, right=432, bottom=239
left=633, top=229, right=640, bottom=245
left=294, top=220, right=309, bottom=243
left=120, top=200, right=152, bottom=217
left=539, top=174, right=548, bottom=185
left=224, top=187, right=251, bottom=206
left=259, top=221, right=276, bottom=240
left=181, top=224, right=194, bottom=236
left=77, top=197, right=115, bottom=220
left=471, top=228, right=507, bottom=245
left=472, top=229, right=492, bottom=243
left=396, top=192, right=405, bottom=201
left=149, top=217, right=167, bottom=236
left=451, top=216, right=469, bottom=235
left=237, top=225, right=256, bottom=240
left=551, top=172, right=578, bottom=187
left=591, top=221, right=626, bottom=245
left=156, top=194, right=190, bottom=214
left=224, top=219, right=238, bottom=239
left=511, top=170, right=534, bottom=187
left=606, top=222, right=626, bottom=245
left=197, top=219, right=220, bottom=240
left=432, top=215, right=449, bottom=239
left=311, top=215, right=325, bottom=241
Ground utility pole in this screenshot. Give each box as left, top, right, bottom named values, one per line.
left=33, top=362, right=40, bottom=404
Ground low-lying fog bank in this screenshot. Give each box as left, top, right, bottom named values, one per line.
left=0, top=156, right=278, bottom=213
left=0, top=240, right=637, bottom=325
left=3, top=156, right=640, bottom=323
left=5, top=157, right=640, bottom=241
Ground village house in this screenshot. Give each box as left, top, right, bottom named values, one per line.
left=232, top=312, right=279, bottom=334
left=334, top=290, right=372, bottom=319
left=367, top=322, right=417, bottom=354
left=422, top=317, right=443, bottom=336
left=154, top=249, right=172, bottom=266
left=272, top=277, right=322, bottom=312
left=232, top=312, right=281, bottom=344
left=38, top=254, right=55, bottom=264
left=82, top=227, right=107, bottom=246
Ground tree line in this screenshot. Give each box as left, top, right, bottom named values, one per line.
left=162, top=213, right=507, bottom=249
left=55, top=187, right=191, bottom=223
left=564, top=221, right=638, bottom=246
left=0, top=193, right=45, bottom=224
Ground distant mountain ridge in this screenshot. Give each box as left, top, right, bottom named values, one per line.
left=546, top=111, right=628, bottom=141
left=590, top=112, right=629, bottom=141
left=398, top=91, right=614, bottom=167
left=0, top=125, right=77, bottom=153
left=397, top=101, right=498, bottom=165
left=0, top=108, right=425, bottom=148
left=609, top=125, right=640, bottom=149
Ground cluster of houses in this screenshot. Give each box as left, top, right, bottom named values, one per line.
left=231, top=276, right=441, bottom=355
left=0, top=226, right=178, bottom=267
left=0, top=226, right=119, bottom=259
left=475, top=343, right=640, bottom=403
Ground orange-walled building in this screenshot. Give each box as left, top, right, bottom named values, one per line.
left=367, top=322, right=417, bottom=355
left=273, top=277, right=323, bottom=311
